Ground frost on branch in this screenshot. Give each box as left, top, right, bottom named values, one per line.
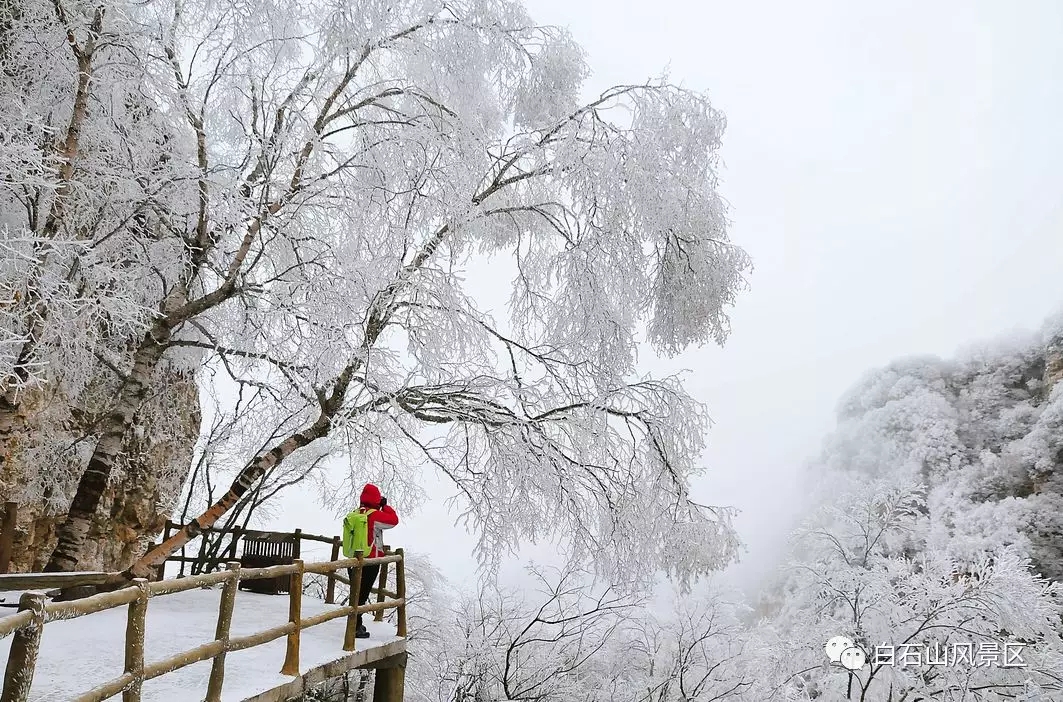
left=401, top=559, right=756, bottom=702
left=0, top=0, right=192, bottom=401
left=405, top=563, right=641, bottom=702
left=760, top=475, right=1063, bottom=700
left=2, top=0, right=751, bottom=575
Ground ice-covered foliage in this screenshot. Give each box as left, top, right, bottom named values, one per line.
left=818, top=313, right=1063, bottom=580
left=0, top=0, right=193, bottom=395
left=401, top=563, right=755, bottom=702
left=315, top=314, right=1063, bottom=702
left=0, top=0, right=750, bottom=576
left=757, top=474, right=1063, bottom=700
left=752, top=313, right=1063, bottom=700
left=404, top=564, right=640, bottom=702
left=619, top=587, right=757, bottom=701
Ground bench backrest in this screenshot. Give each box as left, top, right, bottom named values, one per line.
left=238, top=531, right=301, bottom=595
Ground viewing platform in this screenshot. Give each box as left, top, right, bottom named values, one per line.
left=0, top=545, right=408, bottom=701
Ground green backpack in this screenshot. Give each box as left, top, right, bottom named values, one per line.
left=342, top=508, right=375, bottom=558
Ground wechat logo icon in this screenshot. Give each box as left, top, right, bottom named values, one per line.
left=825, top=635, right=866, bottom=671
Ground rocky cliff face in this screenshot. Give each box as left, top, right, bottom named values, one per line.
left=0, top=366, right=199, bottom=572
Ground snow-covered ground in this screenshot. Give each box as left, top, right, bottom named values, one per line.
left=0, top=587, right=398, bottom=701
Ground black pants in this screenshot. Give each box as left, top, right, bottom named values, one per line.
left=348, top=563, right=380, bottom=626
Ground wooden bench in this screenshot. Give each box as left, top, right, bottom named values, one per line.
left=238, top=529, right=301, bottom=595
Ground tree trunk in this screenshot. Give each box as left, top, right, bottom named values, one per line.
left=125, top=284, right=399, bottom=580
left=126, top=415, right=332, bottom=579
left=44, top=331, right=168, bottom=572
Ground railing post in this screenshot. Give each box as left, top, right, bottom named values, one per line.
left=205, top=561, right=241, bottom=702
left=0, top=502, right=17, bottom=574
left=374, top=545, right=388, bottom=622
left=143, top=541, right=164, bottom=582
left=228, top=526, right=242, bottom=560
left=1, top=591, right=46, bottom=702
left=395, top=548, right=407, bottom=638
left=373, top=655, right=407, bottom=702
left=122, top=578, right=150, bottom=702
left=168, top=521, right=185, bottom=577
left=343, top=550, right=364, bottom=652
left=326, top=536, right=341, bottom=605
left=280, top=559, right=304, bottom=676
left=292, top=528, right=302, bottom=560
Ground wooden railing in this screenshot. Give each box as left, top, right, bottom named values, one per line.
left=0, top=571, right=123, bottom=593
left=150, top=522, right=387, bottom=610
left=151, top=521, right=329, bottom=576
left=0, top=549, right=407, bottom=702
left=150, top=522, right=351, bottom=596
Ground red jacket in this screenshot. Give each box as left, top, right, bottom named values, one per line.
left=360, top=505, right=399, bottom=558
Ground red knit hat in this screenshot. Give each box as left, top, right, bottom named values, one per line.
left=359, top=483, right=381, bottom=507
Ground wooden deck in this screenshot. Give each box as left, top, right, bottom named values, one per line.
left=0, top=551, right=408, bottom=702
left=2, top=588, right=405, bottom=701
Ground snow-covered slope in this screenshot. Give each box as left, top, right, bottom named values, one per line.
left=742, top=312, right=1063, bottom=700
left=814, top=311, right=1063, bottom=581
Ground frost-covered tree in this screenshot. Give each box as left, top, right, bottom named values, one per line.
left=400, top=564, right=753, bottom=702
left=0, top=0, right=176, bottom=416
left=407, top=565, right=639, bottom=702
left=756, top=466, right=1063, bottom=700
left=618, top=589, right=755, bottom=701
left=735, top=312, right=1063, bottom=701
left=0, top=0, right=210, bottom=571
left=821, top=312, right=1063, bottom=583
left=0, top=0, right=750, bottom=575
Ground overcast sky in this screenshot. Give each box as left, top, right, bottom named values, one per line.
left=270, top=0, right=1063, bottom=592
